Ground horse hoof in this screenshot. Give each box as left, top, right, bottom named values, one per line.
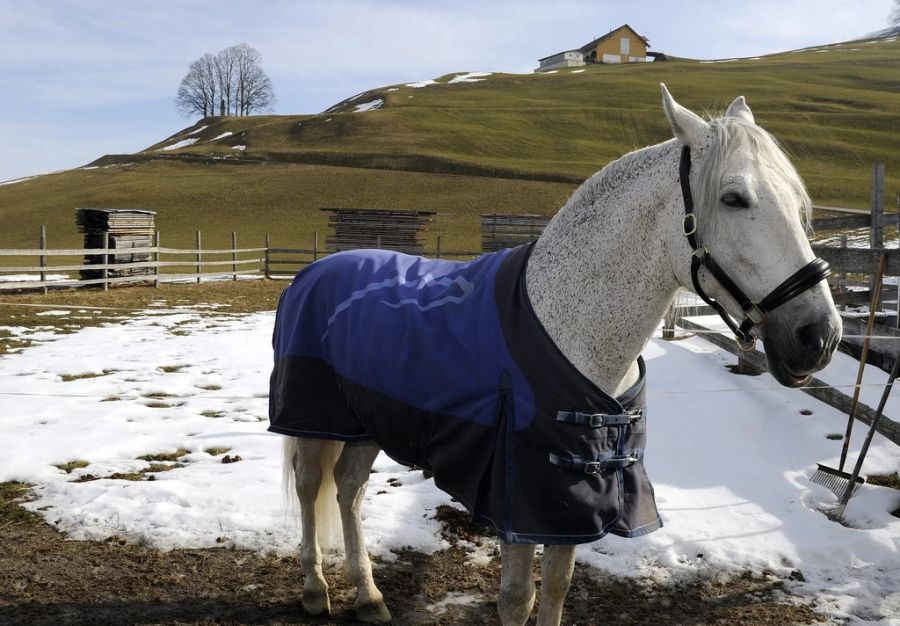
left=301, top=589, right=331, bottom=616
left=355, top=600, right=392, bottom=624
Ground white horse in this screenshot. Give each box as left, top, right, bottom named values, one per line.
left=274, top=85, right=841, bottom=625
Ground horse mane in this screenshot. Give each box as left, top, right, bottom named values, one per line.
left=695, top=115, right=813, bottom=236
left=563, top=114, right=812, bottom=237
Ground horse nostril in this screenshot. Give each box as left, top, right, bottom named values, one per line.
left=795, top=323, right=826, bottom=352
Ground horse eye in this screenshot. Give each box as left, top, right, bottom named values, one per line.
left=721, top=192, right=750, bottom=208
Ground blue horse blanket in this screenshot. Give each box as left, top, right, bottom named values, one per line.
left=269, top=244, right=662, bottom=544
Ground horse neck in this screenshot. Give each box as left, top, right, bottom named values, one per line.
left=525, top=141, right=682, bottom=397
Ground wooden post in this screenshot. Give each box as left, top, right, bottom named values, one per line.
left=662, top=302, right=677, bottom=340
left=839, top=234, right=848, bottom=312
left=870, top=164, right=885, bottom=304
left=231, top=232, right=238, bottom=282
left=871, top=162, right=885, bottom=250
left=313, top=231, right=319, bottom=262
left=154, top=231, right=161, bottom=288
left=39, top=225, right=47, bottom=295
left=436, top=235, right=442, bottom=259
left=195, top=230, right=202, bottom=284
left=264, top=234, right=271, bottom=279
left=101, top=231, right=109, bottom=292
left=376, top=235, right=382, bottom=250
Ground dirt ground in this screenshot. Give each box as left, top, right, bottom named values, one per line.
left=0, top=483, right=824, bottom=626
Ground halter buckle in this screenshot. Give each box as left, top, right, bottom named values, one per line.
left=744, top=304, right=766, bottom=326
left=737, top=336, right=757, bottom=352
left=683, top=214, right=697, bottom=237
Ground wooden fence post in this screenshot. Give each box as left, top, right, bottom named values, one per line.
left=39, top=225, right=47, bottom=295
left=313, top=231, right=319, bottom=262
left=839, top=234, right=848, bottom=312
left=662, top=302, right=677, bottom=340
left=154, top=231, right=161, bottom=288
left=376, top=235, right=382, bottom=249
left=870, top=163, right=885, bottom=302
left=101, top=231, right=109, bottom=292
left=436, top=235, right=442, bottom=259
left=231, top=232, right=238, bottom=282
left=871, top=163, right=885, bottom=249
left=264, top=234, right=271, bottom=279
left=195, top=230, right=202, bottom=284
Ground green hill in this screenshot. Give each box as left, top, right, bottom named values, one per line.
left=1, top=36, right=898, bottom=256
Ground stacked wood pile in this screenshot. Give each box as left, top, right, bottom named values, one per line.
left=481, top=214, right=551, bottom=252
left=76, top=208, right=156, bottom=279
left=322, top=208, right=435, bottom=254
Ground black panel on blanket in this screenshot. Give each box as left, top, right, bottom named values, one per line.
left=269, top=244, right=662, bottom=543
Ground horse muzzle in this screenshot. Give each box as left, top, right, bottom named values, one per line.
left=762, top=306, right=842, bottom=387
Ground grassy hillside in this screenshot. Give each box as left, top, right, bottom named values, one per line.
left=1, top=35, right=898, bottom=256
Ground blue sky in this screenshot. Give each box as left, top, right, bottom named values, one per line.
left=0, top=0, right=894, bottom=182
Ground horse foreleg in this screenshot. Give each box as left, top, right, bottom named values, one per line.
left=535, top=544, right=576, bottom=626
left=334, top=441, right=391, bottom=624
left=290, top=437, right=342, bottom=616
left=498, top=543, right=536, bottom=625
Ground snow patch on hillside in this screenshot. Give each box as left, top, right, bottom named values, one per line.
left=158, top=138, right=198, bottom=151
left=448, top=72, right=491, bottom=83
left=187, top=125, right=208, bottom=136
left=353, top=99, right=383, bottom=112
left=405, top=79, right=436, bottom=89
left=211, top=132, right=233, bottom=141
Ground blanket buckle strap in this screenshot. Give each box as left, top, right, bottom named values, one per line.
left=548, top=452, right=639, bottom=475
left=555, top=408, right=644, bottom=427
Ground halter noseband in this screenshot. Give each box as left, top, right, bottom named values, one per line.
left=679, top=145, right=831, bottom=351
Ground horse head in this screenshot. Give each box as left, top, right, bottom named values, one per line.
left=661, top=85, right=841, bottom=387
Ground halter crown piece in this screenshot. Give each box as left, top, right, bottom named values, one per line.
left=679, top=146, right=831, bottom=351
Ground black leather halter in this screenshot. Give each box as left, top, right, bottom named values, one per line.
left=679, top=145, right=831, bottom=351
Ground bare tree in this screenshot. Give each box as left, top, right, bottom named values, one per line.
left=175, top=53, right=218, bottom=118
left=892, top=0, right=900, bottom=25
left=231, top=44, right=276, bottom=116
left=175, top=44, right=275, bottom=119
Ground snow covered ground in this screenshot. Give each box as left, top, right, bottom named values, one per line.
left=0, top=307, right=897, bottom=624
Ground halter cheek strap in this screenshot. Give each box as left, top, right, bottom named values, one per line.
left=679, top=145, right=831, bottom=351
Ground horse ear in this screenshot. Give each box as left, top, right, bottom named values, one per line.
left=660, top=84, right=710, bottom=147
left=725, top=96, right=755, bottom=123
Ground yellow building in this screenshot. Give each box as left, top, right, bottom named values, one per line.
left=579, top=24, right=649, bottom=64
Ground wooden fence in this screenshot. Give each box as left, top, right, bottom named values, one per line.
left=0, top=231, right=265, bottom=292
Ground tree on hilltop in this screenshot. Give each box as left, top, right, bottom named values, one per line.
left=892, top=0, right=900, bottom=25
left=176, top=44, right=276, bottom=118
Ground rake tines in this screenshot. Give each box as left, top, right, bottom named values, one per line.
left=809, top=463, right=866, bottom=498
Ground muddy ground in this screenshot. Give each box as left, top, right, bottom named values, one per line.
left=0, top=483, right=823, bottom=626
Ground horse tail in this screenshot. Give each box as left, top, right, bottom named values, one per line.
left=282, top=436, right=344, bottom=550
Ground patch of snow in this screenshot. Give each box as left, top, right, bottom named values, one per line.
left=0, top=176, right=37, bottom=186
left=1, top=312, right=898, bottom=624
left=387, top=88, right=399, bottom=92
left=79, top=166, right=99, bottom=170
left=542, top=70, right=559, bottom=74
left=35, top=310, right=71, bottom=317
left=405, top=80, right=436, bottom=89
left=211, top=132, right=233, bottom=141
left=353, top=99, right=383, bottom=113
left=571, top=69, right=586, bottom=73
left=231, top=145, right=246, bottom=151
left=0, top=273, right=69, bottom=283
left=701, top=58, right=739, bottom=64
left=158, top=138, right=199, bottom=152
left=186, top=125, right=208, bottom=136
left=448, top=72, right=492, bottom=84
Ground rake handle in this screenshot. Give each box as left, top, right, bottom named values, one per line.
left=838, top=252, right=888, bottom=471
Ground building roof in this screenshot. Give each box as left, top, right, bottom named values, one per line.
left=578, top=24, right=649, bottom=54
left=537, top=49, right=583, bottom=63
